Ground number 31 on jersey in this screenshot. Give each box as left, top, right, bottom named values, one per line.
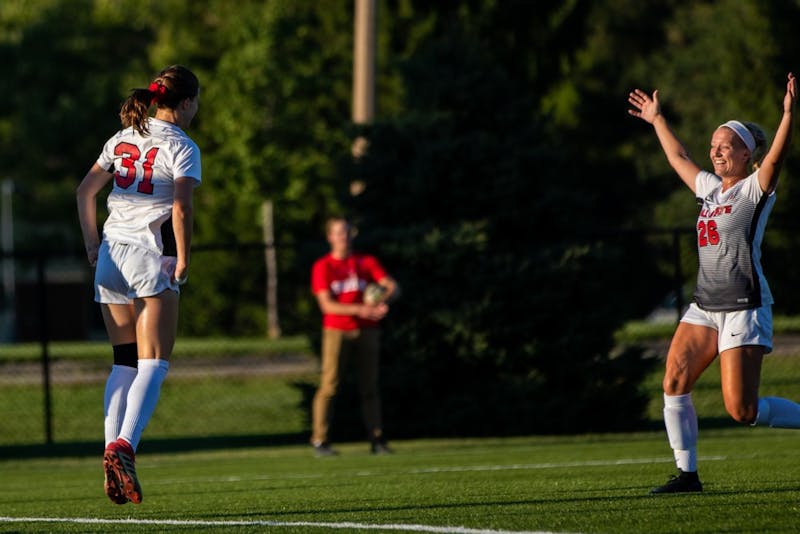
left=113, top=142, right=159, bottom=195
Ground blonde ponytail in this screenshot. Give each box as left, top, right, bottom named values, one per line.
left=743, top=121, right=767, bottom=170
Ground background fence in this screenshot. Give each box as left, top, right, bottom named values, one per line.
left=0, top=227, right=777, bottom=453
left=0, top=243, right=322, bottom=453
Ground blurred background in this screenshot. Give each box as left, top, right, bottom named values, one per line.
left=3, top=0, right=800, bottom=452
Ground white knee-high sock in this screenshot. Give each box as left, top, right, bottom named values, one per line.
left=756, top=397, right=800, bottom=428
left=663, top=393, right=698, bottom=472
left=118, top=359, right=169, bottom=451
left=104, top=365, right=138, bottom=446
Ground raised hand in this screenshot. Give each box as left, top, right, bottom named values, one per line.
left=627, top=88, right=661, bottom=124
left=784, top=72, right=797, bottom=112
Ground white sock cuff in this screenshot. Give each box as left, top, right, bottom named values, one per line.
left=664, top=392, right=693, bottom=407
left=138, top=358, right=170, bottom=371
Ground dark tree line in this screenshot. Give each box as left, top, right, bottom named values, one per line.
left=3, top=0, right=800, bottom=434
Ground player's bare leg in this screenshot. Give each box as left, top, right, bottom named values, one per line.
left=652, top=322, right=717, bottom=494
left=728, top=345, right=800, bottom=428
left=106, top=290, right=179, bottom=504
left=719, top=345, right=763, bottom=424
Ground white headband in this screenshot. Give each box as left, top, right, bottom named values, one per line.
left=719, top=120, right=756, bottom=152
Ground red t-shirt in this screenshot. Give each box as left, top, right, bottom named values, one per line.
left=311, top=252, right=388, bottom=330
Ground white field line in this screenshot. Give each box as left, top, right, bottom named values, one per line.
left=0, top=517, right=572, bottom=534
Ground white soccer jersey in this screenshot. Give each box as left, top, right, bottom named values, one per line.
left=96, top=118, right=201, bottom=255
left=693, top=170, right=774, bottom=311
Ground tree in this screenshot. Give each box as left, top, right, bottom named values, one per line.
left=0, top=0, right=153, bottom=249
left=328, top=2, right=660, bottom=436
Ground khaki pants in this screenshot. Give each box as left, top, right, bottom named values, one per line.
left=311, top=327, right=382, bottom=444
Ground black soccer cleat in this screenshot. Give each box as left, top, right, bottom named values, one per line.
left=370, top=439, right=394, bottom=455
left=650, top=469, right=703, bottom=494
left=312, top=441, right=339, bottom=457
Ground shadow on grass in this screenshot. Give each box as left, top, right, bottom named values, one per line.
left=3, top=417, right=744, bottom=461
left=0, top=432, right=309, bottom=460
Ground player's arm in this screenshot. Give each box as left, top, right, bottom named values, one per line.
left=757, top=73, right=797, bottom=194
left=315, top=289, right=387, bottom=321
left=628, top=88, right=700, bottom=193
left=76, top=163, right=113, bottom=267
left=172, top=176, right=196, bottom=283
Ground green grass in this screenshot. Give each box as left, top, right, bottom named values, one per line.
left=3, top=329, right=800, bottom=532
left=2, top=430, right=800, bottom=533
left=0, top=373, right=315, bottom=446
left=0, top=336, right=312, bottom=361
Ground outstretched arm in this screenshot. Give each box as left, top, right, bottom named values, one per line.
left=757, top=72, right=797, bottom=194
left=628, top=89, right=701, bottom=193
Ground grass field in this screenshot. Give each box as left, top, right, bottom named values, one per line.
left=2, top=429, right=800, bottom=533
left=3, top=329, right=800, bottom=532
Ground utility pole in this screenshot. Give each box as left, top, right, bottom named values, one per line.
left=1, top=179, right=14, bottom=341
left=262, top=200, right=281, bottom=339
left=351, top=0, right=376, bottom=195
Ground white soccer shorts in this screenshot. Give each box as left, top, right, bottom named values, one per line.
left=94, top=241, right=179, bottom=304
left=680, top=302, right=772, bottom=354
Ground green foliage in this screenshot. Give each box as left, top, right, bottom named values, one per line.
left=0, top=0, right=151, bottom=248
left=167, top=0, right=356, bottom=334
left=329, top=11, right=663, bottom=437
left=5, top=0, right=800, bottom=436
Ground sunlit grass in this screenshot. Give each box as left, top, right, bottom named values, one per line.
left=0, top=335, right=312, bottom=361
left=1, top=430, right=799, bottom=533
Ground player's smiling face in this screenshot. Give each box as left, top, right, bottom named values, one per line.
left=709, top=127, right=750, bottom=178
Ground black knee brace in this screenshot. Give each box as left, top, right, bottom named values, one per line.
left=113, top=343, right=138, bottom=368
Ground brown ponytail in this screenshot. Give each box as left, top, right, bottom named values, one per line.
left=119, top=88, right=154, bottom=136
left=119, top=65, right=199, bottom=136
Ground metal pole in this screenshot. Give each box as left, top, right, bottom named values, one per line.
left=1, top=180, right=14, bottom=341
left=262, top=200, right=281, bottom=339
left=352, top=0, right=376, bottom=127
left=351, top=0, right=376, bottom=195
left=37, top=255, right=53, bottom=444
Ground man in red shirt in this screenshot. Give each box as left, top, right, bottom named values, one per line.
left=310, top=216, right=399, bottom=456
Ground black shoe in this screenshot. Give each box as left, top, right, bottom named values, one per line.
left=312, top=442, right=338, bottom=457
left=370, top=439, right=394, bottom=455
left=650, top=470, right=703, bottom=494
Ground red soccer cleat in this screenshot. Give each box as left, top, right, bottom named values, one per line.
left=103, top=439, right=142, bottom=504
left=103, top=459, right=129, bottom=504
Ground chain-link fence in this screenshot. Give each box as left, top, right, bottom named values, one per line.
left=0, top=245, right=321, bottom=455
left=0, top=339, right=318, bottom=446
left=2, top=227, right=796, bottom=453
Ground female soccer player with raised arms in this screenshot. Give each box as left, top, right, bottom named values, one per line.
left=627, top=72, right=799, bottom=493
left=77, top=65, right=201, bottom=504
